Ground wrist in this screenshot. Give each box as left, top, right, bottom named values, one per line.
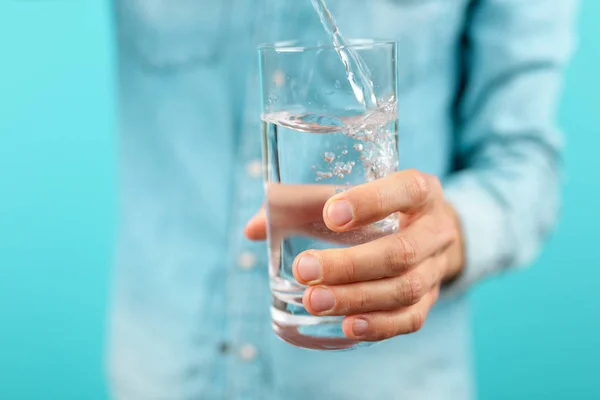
left=442, top=202, right=466, bottom=284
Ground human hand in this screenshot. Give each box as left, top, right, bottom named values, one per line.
left=246, top=169, right=464, bottom=341
left=244, top=184, right=396, bottom=246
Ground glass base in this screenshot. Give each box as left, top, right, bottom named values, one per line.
left=271, top=307, right=365, bottom=351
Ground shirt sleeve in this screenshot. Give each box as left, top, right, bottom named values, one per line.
left=442, top=0, right=579, bottom=296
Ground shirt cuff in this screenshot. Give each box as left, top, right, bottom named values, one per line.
left=440, top=173, right=513, bottom=298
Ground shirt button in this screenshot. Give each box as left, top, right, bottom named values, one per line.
left=239, top=344, right=258, bottom=362
left=246, top=159, right=263, bottom=179
left=238, top=251, right=257, bottom=270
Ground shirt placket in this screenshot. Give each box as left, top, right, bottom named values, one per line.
left=223, top=8, right=274, bottom=400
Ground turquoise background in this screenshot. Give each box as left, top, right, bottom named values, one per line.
left=0, top=2, right=598, bottom=400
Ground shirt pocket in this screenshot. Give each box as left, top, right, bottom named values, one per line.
left=116, top=0, right=231, bottom=69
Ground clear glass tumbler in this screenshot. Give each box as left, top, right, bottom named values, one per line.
left=258, top=40, right=398, bottom=351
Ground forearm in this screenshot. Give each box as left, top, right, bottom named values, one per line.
left=442, top=152, right=561, bottom=295
left=440, top=0, right=579, bottom=295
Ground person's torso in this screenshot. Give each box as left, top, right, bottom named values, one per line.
left=109, top=1, right=474, bottom=399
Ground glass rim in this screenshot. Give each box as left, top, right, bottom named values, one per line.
left=258, top=38, right=396, bottom=53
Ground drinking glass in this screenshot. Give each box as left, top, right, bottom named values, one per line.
left=258, top=40, right=398, bottom=350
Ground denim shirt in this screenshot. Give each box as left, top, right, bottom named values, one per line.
left=108, top=1, right=577, bottom=399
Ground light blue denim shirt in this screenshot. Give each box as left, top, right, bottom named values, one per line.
left=108, top=1, right=577, bottom=399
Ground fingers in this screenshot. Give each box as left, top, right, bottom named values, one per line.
left=293, top=214, right=454, bottom=285
left=245, top=184, right=337, bottom=241
left=342, top=286, right=440, bottom=341
left=302, top=255, right=446, bottom=316
left=267, top=184, right=335, bottom=228
left=244, top=207, right=267, bottom=241
left=323, top=169, right=442, bottom=232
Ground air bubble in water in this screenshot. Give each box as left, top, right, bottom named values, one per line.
left=341, top=163, right=353, bottom=174
left=323, top=152, right=335, bottom=163
left=316, top=171, right=333, bottom=181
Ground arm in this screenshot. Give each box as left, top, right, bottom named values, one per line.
left=245, top=1, right=579, bottom=341
left=444, top=0, right=579, bottom=295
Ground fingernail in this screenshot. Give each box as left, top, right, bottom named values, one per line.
left=309, top=287, right=335, bottom=313
left=296, top=254, right=321, bottom=283
left=352, top=319, right=369, bottom=336
left=327, top=200, right=353, bottom=227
